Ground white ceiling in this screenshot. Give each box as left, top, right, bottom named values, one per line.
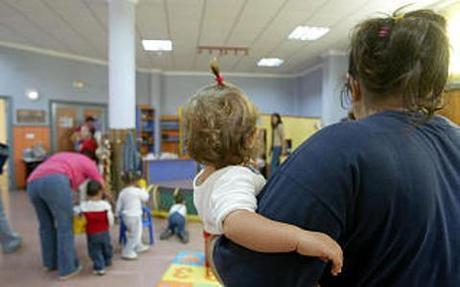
left=0, top=0, right=454, bottom=74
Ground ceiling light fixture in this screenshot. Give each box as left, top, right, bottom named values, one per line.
left=288, top=26, right=330, bottom=41
left=26, top=89, right=39, bottom=101
left=257, top=58, right=284, bottom=67
left=142, top=40, right=173, bottom=51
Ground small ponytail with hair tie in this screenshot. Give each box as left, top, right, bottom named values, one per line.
left=210, top=57, right=224, bottom=87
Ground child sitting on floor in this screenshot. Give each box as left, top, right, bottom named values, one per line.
left=116, top=171, right=150, bottom=260
left=184, top=59, right=343, bottom=278
left=80, top=180, right=114, bottom=276
left=160, top=194, right=189, bottom=244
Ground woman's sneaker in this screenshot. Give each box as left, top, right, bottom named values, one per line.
left=59, top=264, right=82, bottom=281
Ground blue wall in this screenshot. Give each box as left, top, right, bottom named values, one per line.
left=0, top=46, right=150, bottom=125
left=0, top=46, right=349, bottom=128
left=295, top=67, right=323, bottom=117
left=160, top=74, right=297, bottom=115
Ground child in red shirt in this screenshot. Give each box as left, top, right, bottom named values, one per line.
left=81, top=181, right=114, bottom=276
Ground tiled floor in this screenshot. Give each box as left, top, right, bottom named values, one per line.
left=0, top=191, right=204, bottom=287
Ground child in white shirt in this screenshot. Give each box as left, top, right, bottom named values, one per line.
left=116, top=172, right=149, bottom=260
left=160, top=194, right=189, bottom=243
left=184, top=60, right=343, bottom=278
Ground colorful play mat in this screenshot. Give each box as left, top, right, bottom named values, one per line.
left=156, top=251, right=222, bottom=287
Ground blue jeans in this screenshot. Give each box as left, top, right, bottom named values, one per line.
left=0, top=188, right=21, bottom=253
left=27, top=174, right=79, bottom=276
left=168, top=212, right=186, bottom=237
left=271, top=146, right=282, bottom=175
left=87, top=231, right=113, bottom=271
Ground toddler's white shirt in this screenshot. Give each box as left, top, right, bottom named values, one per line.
left=116, top=186, right=149, bottom=217
left=193, top=166, right=266, bottom=235
left=169, top=203, right=187, bottom=217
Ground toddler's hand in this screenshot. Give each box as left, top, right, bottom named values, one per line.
left=296, top=231, right=343, bottom=276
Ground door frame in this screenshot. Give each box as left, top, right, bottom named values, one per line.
left=0, top=96, right=15, bottom=190
left=49, top=100, right=108, bottom=153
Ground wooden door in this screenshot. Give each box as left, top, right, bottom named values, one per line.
left=56, top=106, right=78, bottom=152
left=83, top=107, right=106, bottom=131
left=83, top=107, right=103, bottom=122
left=439, top=90, right=460, bottom=124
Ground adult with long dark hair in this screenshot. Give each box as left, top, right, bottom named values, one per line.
left=27, top=152, right=107, bottom=280
left=270, top=113, right=285, bottom=175
left=213, top=9, right=460, bottom=286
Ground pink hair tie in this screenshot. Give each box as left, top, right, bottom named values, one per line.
left=378, top=26, right=390, bottom=38
left=215, top=74, right=224, bottom=86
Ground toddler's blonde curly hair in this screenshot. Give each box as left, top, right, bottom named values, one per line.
left=184, top=60, right=259, bottom=169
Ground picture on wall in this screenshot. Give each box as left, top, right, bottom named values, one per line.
left=16, top=109, right=46, bottom=124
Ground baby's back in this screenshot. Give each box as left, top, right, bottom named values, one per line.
left=193, top=166, right=266, bottom=235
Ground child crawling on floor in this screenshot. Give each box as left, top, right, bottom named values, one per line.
left=184, top=59, right=343, bottom=278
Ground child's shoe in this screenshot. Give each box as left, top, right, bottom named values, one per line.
left=136, top=244, right=149, bottom=253
left=93, top=269, right=106, bottom=276
left=121, top=252, right=138, bottom=260
left=160, top=229, right=173, bottom=240
left=178, top=231, right=190, bottom=244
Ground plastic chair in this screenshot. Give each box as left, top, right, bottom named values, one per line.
left=119, top=206, right=155, bottom=246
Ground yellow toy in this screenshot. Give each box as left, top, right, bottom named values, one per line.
left=73, top=214, right=87, bottom=235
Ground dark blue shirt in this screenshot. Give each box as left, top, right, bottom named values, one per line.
left=214, top=111, right=460, bottom=287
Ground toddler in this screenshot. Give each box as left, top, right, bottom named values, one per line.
left=160, top=194, right=189, bottom=244
left=185, top=60, right=343, bottom=277
left=116, top=172, right=149, bottom=260
left=80, top=180, right=114, bottom=276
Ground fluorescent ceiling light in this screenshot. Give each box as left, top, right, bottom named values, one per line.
left=142, top=40, right=172, bottom=51
left=288, top=26, right=330, bottom=41
left=257, top=58, right=284, bottom=67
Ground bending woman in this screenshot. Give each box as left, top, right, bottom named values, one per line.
left=27, top=152, right=106, bottom=280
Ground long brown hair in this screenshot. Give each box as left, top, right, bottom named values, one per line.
left=347, top=9, right=449, bottom=118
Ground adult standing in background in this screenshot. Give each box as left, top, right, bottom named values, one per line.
left=27, top=152, right=107, bottom=280
left=0, top=143, right=22, bottom=254
left=270, top=113, right=285, bottom=175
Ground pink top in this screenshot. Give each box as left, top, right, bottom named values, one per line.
left=28, top=152, right=103, bottom=190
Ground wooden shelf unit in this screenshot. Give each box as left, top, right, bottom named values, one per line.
left=136, top=105, right=155, bottom=156
left=160, top=115, right=180, bottom=154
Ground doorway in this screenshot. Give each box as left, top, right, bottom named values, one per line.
left=0, top=96, right=13, bottom=212
left=50, top=101, right=108, bottom=153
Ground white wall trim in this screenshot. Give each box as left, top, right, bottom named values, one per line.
left=0, top=41, right=153, bottom=74
left=292, top=63, right=323, bottom=78
left=0, top=41, right=108, bottom=65
left=0, top=40, right=326, bottom=79
left=161, top=70, right=294, bottom=78
left=320, top=49, right=348, bottom=58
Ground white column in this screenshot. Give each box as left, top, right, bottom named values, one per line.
left=109, top=0, right=136, bottom=129
left=149, top=72, right=162, bottom=154
left=321, top=52, right=348, bottom=126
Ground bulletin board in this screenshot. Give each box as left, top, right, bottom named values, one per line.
left=258, top=114, right=321, bottom=162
